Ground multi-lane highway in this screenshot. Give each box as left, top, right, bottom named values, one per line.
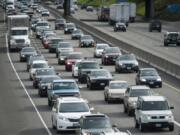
left=1, top=4, right=180, bottom=135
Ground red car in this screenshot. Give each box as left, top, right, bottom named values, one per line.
left=102, top=47, right=122, bottom=65
left=65, top=52, right=83, bottom=71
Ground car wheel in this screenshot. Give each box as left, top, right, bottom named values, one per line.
left=127, top=108, right=132, bottom=116
left=169, top=125, right=174, bottom=131
left=159, top=83, right=162, bottom=88
left=56, top=122, right=59, bottom=133
left=104, top=94, right=107, bottom=102
left=107, top=97, right=111, bottom=104
left=164, top=42, right=168, bottom=47
left=39, top=90, right=42, bottom=97
left=139, top=120, right=145, bottom=132
left=135, top=119, right=139, bottom=128
left=48, top=99, right=52, bottom=107
left=123, top=104, right=127, bottom=113
left=90, top=83, right=94, bottom=90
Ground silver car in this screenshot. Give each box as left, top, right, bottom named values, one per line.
left=94, top=43, right=109, bottom=58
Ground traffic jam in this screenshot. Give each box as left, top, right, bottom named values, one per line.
left=1, top=0, right=180, bottom=135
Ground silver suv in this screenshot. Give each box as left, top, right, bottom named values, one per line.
left=123, top=85, right=153, bottom=116
left=135, top=96, right=174, bottom=132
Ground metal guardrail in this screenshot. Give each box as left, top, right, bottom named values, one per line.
left=46, top=6, right=180, bottom=80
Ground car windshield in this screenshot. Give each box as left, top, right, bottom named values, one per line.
left=91, top=70, right=110, bottom=77
left=41, top=77, right=59, bottom=83
left=56, top=19, right=65, bottom=23
left=59, top=102, right=89, bottom=113
left=141, top=70, right=158, bottom=76
left=32, top=63, right=48, bottom=68
left=83, top=117, right=111, bottom=129
left=97, top=44, right=109, bottom=49
left=53, top=82, right=78, bottom=90
left=22, top=48, right=35, bottom=52
left=58, top=43, right=72, bottom=48
left=29, top=57, right=44, bottom=64
left=119, top=54, right=136, bottom=61
left=36, top=69, right=56, bottom=76
left=110, top=82, right=128, bottom=89
left=67, top=54, right=82, bottom=59
left=37, top=22, right=48, bottom=27
left=167, top=33, right=178, bottom=39
left=73, top=30, right=82, bottom=34
left=142, top=101, right=169, bottom=111
left=81, top=35, right=92, bottom=40
left=12, top=30, right=27, bottom=35
left=67, top=24, right=75, bottom=28
left=81, top=62, right=99, bottom=69
left=130, top=89, right=151, bottom=97
left=106, top=48, right=120, bottom=53
left=49, top=39, right=62, bottom=44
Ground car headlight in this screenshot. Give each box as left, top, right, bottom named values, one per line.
left=165, top=115, right=174, bottom=120
left=105, top=55, right=109, bottom=58
left=140, top=78, right=146, bottom=82
left=157, top=78, right=161, bottom=81
left=21, top=54, right=25, bottom=57
left=134, top=61, right=139, bottom=66
left=58, top=116, right=69, bottom=121
left=142, top=115, right=151, bottom=120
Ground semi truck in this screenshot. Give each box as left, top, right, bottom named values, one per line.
left=7, top=15, right=31, bottom=51
left=97, top=7, right=110, bottom=21
left=109, top=2, right=136, bottom=25
left=109, top=3, right=130, bottom=25
left=6, top=0, right=15, bottom=9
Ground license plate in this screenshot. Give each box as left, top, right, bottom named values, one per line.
left=100, top=83, right=105, bottom=86
left=155, top=124, right=161, bottom=127
left=73, top=123, right=79, bottom=127
left=127, top=67, right=131, bottom=70
left=150, top=82, right=154, bottom=84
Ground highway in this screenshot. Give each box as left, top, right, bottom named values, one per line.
left=0, top=5, right=180, bottom=135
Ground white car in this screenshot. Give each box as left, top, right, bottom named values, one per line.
left=51, top=97, right=93, bottom=132
left=72, top=61, right=81, bottom=78
left=29, top=60, right=48, bottom=80
left=41, top=9, right=50, bottom=16
left=135, top=96, right=174, bottom=132
left=104, top=80, right=128, bottom=103
left=94, top=43, right=109, bottom=58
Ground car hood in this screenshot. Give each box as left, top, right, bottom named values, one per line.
left=96, top=49, right=104, bottom=52
left=140, top=76, right=159, bottom=80
left=119, top=60, right=137, bottom=64
left=91, top=76, right=112, bottom=80
left=106, top=53, right=121, bottom=56
left=142, top=110, right=172, bottom=116
left=81, top=39, right=94, bottom=42
left=128, top=97, right=138, bottom=102
left=109, top=89, right=126, bottom=94
left=21, top=52, right=36, bottom=55
left=11, top=35, right=28, bottom=39
left=58, top=112, right=91, bottom=119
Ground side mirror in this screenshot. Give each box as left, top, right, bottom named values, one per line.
left=52, top=107, right=56, bottom=112
left=90, top=107, right=94, bottom=112
left=170, top=106, right=174, bottom=109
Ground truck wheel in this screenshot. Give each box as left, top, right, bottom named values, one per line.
left=139, top=120, right=145, bottom=132
left=169, top=125, right=174, bottom=131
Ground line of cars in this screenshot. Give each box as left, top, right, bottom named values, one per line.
left=10, top=2, right=176, bottom=134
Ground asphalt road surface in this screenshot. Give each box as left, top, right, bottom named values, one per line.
left=0, top=7, right=180, bottom=135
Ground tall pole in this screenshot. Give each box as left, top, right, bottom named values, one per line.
left=64, top=0, right=71, bottom=17
left=145, top=0, right=154, bottom=19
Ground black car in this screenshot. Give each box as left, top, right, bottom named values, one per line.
left=114, top=22, right=126, bottom=32
left=87, top=69, right=113, bottom=90
left=48, top=37, right=63, bottom=53
left=78, top=60, right=100, bottom=83
left=115, top=54, right=139, bottom=73
left=71, top=29, right=84, bottom=40
left=27, top=54, right=45, bottom=72
left=79, top=35, right=95, bottom=47
left=64, top=23, right=76, bottom=34
left=55, top=18, right=66, bottom=30
left=164, top=32, right=180, bottom=46
left=135, top=68, right=162, bottom=88
left=19, top=47, right=37, bottom=62
left=38, top=75, right=61, bottom=97
left=102, top=47, right=122, bottom=65
left=86, top=6, right=93, bottom=12
left=33, top=68, right=57, bottom=88
left=149, top=20, right=161, bottom=32
left=80, top=4, right=87, bottom=9
left=58, top=51, right=70, bottom=65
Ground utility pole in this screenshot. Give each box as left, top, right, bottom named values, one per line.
left=64, top=0, right=71, bottom=17
left=145, top=0, right=154, bottom=19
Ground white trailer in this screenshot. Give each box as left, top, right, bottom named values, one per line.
left=109, top=3, right=130, bottom=25
left=129, top=3, right=136, bottom=22
left=8, top=15, right=31, bottom=51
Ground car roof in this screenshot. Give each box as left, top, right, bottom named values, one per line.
left=130, top=85, right=150, bottom=90
left=57, top=97, right=87, bottom=103
left=140, top=96, right=166, bottom=101
left=53, top=79, right=76, bottom=83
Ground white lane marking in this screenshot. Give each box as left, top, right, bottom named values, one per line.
left=5, top=34, right=52, bottom=135
left=163, top=82, right=180, bottom=93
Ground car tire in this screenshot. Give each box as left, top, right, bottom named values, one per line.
left=135, top=119, right=139, bottom=128
left=90, top=83, right=94, bottom=90
left=107, top=98, right=111, bottom=104
left=139, top=120, right=145, bottom=132
left=104, top=94, right=107, bottom=102
left=159, top=83, right=162, bottom=88
left=123, top=104, right=127, bottom=113
left=164, top=42, right=168, bottom=47
left=127, top=108, right=132, bottom=116
left=169, top=125, right=174, bottom=131
left=48, top=99, right=52, bottom=107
